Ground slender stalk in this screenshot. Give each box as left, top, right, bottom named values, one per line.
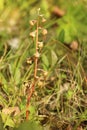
left=26, top=19, right=39, bottom=120
left=34, top=20, right=38, bottom=79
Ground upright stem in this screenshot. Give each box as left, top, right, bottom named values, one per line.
left=26, top=19, right=39, bottom=120
left=34, top=20, right=38, bottom=79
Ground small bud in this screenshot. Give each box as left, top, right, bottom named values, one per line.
left=30, top=31, right=36, bottom=38
left=42, top=29, right=48, bottom=35
left=34, top=52, right=40, bottom=58
left=42, top=18, right=46, bottom=23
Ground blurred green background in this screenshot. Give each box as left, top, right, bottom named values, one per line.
left=0, top=0, right=87, bottom=44
left=0, top=0, right=87, bottom=130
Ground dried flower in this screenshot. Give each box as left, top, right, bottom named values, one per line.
left=42, top=18, right=46, bottom=23
left=43, top=71, right=48, bottom=77
left=70, top=41, right=78, bottom=51
left=38, top=27, right=42, bottom=29
left=27, top=58, right=32, bottom=64
left=34, top=52, right=40, bottom=58
left=38, top=81, right=43, bottom=87
left=30, top=31, right=36, bottom=38
left=29, top=20, right=36, bottom=26
left=39, top=14, right=43, bottom=17
left=8, top=38, right=19, bottom=49
left=35, top=76, right=39, bottom=80
left=42, top=29, right=48, bottom=35
left=38, top=42, right=43, bottom=49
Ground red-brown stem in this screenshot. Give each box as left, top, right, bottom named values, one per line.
left=26, top=82, right=35, bottom=120
left=26, top=20, right=39, bottom=120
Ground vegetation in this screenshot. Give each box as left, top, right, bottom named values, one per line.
left=0, top=0, right=87, bottom=130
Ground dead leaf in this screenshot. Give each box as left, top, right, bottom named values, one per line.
left=70, top=41, right=79, bottom=51
left=66, top=125, right=72, bottom=130
left=77, top=126, right=83, bottom=130
left=52, top=6, right=65, bottom=17
left=2, top=107, right=20, bottom=116
left=8, top=38, right=20, bottom=49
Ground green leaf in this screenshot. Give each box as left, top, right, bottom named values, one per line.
left=4, top=117, right=15, bottom=128
left=58, top=29, right=65, bottom=42
left=42, top=64, right=48, bottom=71
left=41, top=54, right=49, bottom=68
left=51, top=50, right=58, bottom=67
left=0, top=0, right=4, bottom=11
left=57, top=2, right=87, bottom=42
left=40, top=0, right=50, bottom=18
left=14, top=121, right=43, bottom=130
left=66, top=90, right=73, bottom=99
left=0, top=95, right=7, bottom=106
left=0, top=116, right=4, bottom=130
left=29, top=105, right=36, bottom=120
left=14, top=67, right=21, bottom=85
left=57, top=15, right=77, bottom=43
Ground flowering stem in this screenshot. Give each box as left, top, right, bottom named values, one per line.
left=26, top=18, right=39, bottom=120
left=34, top=20, right=39, bottom=79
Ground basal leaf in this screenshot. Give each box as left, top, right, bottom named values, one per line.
left=14, top=121, right=43, bottom=130
left=0, top=116, right=4, bottom=130
left=58, top=29, right=65, bottom=42
left=51, top=50, right=58, bottom=67
left=41, top=54, right=49, bottom=68
left=4, top=117, right=15, bottom=128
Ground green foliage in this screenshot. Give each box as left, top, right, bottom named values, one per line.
left=3, top=115, right=15, bottom=128
left=41, top=54, right=49, bottom=70
left=14, top=121, right=43, bottom=130
left=0, top=0, right=4, bottom=11
left=57, top=1, right=87, bottom=43
left=0, top=116, right=4, bottom=130
left=58, top=29, right=65, bottom=43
